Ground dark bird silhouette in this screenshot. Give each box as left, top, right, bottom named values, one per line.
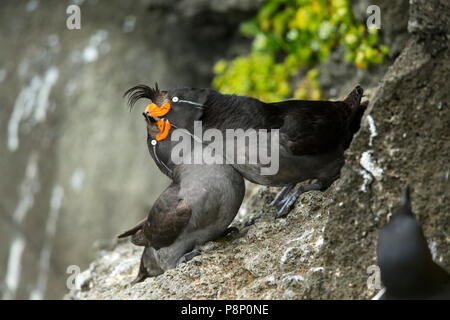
left=124, top=84, right=367, bottom=219
left=377, top=187, right=450, bottom=299
left=118, top=103, right=245, bottom=284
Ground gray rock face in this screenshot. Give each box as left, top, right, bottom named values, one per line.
left=67, top=0, right=449, bottom=299
left=0, top=0, right=258, bottom=299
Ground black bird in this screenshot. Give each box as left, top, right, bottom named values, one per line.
left=124, top=84, right=367, bottom=218
left=377, top=187, right=450, bottom=299
left=118, top=105, right=245, bottom=284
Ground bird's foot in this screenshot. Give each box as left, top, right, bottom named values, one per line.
left=245, top=184, right=297, bottom=226
left=176, top=248, right=202, bottom=267
left=244, top=210, right=264, bottom=227
left=275, top=182, right=323, bottom=219
left=269, top=184, right=295, bottom=207
left=276, top=189, right=302, bottom=218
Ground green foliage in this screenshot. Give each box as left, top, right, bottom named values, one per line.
left=213, top=0, right=388, bottom=102
left=213, top=52, right=291, bottom=102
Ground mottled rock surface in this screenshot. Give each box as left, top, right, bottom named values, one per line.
left=68, top=186, right=332, bottom=300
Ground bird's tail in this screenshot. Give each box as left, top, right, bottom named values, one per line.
left=339, top=85, right=368, bottom=150
left=343, top=85, right=368, bottom=135
left=117, top=218, right=150, bottom=247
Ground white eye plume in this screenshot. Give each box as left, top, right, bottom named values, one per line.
left=172, top=96, right=179, bottom=103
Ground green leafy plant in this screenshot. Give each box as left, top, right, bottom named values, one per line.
left=213, top=0, right=388, bottom=102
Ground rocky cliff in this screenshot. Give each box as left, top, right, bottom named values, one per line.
left=66, top=0, right=449, bottom=300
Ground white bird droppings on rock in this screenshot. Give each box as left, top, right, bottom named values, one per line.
left=360, top=151, right=383, bottom=180
left=366, top=115, right=378, bottom=147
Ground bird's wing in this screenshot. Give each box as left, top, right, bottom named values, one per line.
left=147, top=196, right=192, bottom=250
left=117, top=183, right=191, bottom=250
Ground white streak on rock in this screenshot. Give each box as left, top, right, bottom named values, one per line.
left=429, top=241, right=438, bottom=262
left=34, top=67, right=59, bottom=122
left=48, top=186, right=64, bottom=231
left=7, top=67, right=59, bottom=151
left=70, top=168, right=85, bottom=192
left=3, top=155, right=39, bottom=299
left=359, top=169, right=373, bottom=192
left=366, top=115, right=377, bottom=147
left=82, top=47, right=98, bottom=63
left=4, top=238, right=26, bottom=299
left=82, top=30, right=108, bottom=63
left=282, top=275, right=304, bottom=282
left=0, top=69, right=7, bottom=82
left=359, top=115, right=381, bottom=191
left=360, top=150, right=383, bottom=180
left=30, top=185, right=64, bottom=300
left=8, top=79, right=39, bottom=151
left=13, top=155, right=39, bottom=223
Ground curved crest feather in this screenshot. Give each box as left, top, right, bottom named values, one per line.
left=123, top=82, right=160, bottom=110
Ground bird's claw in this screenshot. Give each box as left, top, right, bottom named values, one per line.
left=275, top=182, right=323, bottom=218
left=176, top=248, right=202, bottom=267
left=269, top=184, right=294, bottom=208
left=244, top=210, right=264, bottom=226
left=275, top=187, right=302, bottom=218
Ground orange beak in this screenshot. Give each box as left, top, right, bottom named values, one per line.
left=145, top=102, right=171, bottom=117
left=156, top=119, right=171, bottom=141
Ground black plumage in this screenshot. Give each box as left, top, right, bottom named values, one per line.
left=377, top=187, right=450, bottom=299
left=124, top=84, right=367, bottom=218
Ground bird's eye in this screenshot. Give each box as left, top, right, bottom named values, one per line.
left=172, top=96, right=179, bottom=103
